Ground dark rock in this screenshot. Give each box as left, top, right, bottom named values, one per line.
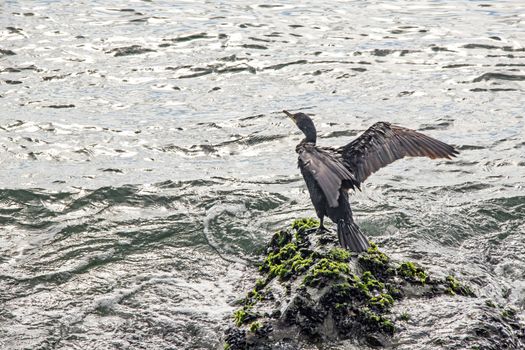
left=223, top=218, right=525, bottom=349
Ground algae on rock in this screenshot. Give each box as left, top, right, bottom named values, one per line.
left=223, top=218, right=483, bottom=349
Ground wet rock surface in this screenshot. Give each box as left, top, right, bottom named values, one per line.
left=224, top=219, right=524, bottom=349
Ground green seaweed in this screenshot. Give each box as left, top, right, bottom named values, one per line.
left=501, top=308, right=517, bottom=319
left=260, top=242, right=297, bottom=278
left=245, top=289, right=263, bottom=306
left=259, top=219, right=326, bottom=281
left=361, top=271, right=385, bottom=291
left=233, top=308, right=247, bottom=327
left=233, top=306, right=257, bottom=327
left=330, top=276, right=370, bottom=302
left=260, top=241, right=315, bottom=280
left=290, top=254, right=314, bottom=274
left=268, top=230, right=293, bottom=250
left=254, top=278, right=265, bottom=291
left=370, top=293, right=395, bottom=310
left=359, top=307, right=395, bottom=335
left=445, top=275, right=475, bottom=297
left=303, top=258, right=350, bottom=287
left=386, top=285, right=402, bottom=299
left=485, top=300, right=496, bottom=308
left=249, top=321, right=261, bottom=332
left=292, top=217, right=320, bottom=243
left=397, top=262, right=428, bottom=284
left=226, top=218, right=480, bottom=347
left=399, top=311, right=410, bottom=321
left=358, top=242, right=391, bottom=277
left=328, top=247, right=351, bottom=262
left=291, top=217, right=320, bottom=231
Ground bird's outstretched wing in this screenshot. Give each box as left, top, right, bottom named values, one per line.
left=340, top=122, right=458, bottom=184
left=298, top=144, right=358, bottom=208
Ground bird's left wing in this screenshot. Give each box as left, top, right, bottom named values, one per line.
left=298, top=144, right=358, bottom=208
left=340, top=122, right=458, bottom=184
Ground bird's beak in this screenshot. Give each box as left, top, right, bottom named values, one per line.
left=283, top=110, right=296, bottom=123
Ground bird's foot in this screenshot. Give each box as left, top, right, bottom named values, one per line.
left=318, top=224, right=330, bottom=232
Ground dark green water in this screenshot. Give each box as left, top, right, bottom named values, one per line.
left=0, top=1, right=524, bottom=349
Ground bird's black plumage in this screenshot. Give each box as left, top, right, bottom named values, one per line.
left=284, top=110, right=459, bottom=253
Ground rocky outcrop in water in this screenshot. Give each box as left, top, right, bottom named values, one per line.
left=223, top=219, right=524, bottom=349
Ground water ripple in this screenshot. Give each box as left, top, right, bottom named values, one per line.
left=1, top=1, right=524, bottom=349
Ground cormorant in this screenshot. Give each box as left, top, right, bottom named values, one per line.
left=284, top=110, right=458, bottom=253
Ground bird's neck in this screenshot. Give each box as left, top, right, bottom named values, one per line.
left=301, top=129, right=316, bottom=144
left=301, top=136, right=316, bottom=145
left=296, top=134, right=316, bottom=154
left=296, top=117, right=317, bottom=144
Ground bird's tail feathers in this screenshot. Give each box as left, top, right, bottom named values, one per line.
left=337, top=220, right=370, bottom=253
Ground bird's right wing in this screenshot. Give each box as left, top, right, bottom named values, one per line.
left=340, top=122, right=459, bottom=184
left=298, top=144, right=358, bottom=208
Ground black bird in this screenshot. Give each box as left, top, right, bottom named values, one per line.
left=284, top=110, right=458, bottom=253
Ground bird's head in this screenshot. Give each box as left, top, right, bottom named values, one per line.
left=283, top=110, right=317, bottom=144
